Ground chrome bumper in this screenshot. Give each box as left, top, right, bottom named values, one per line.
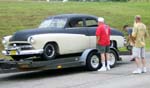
left=2, top=49, right=43, bottom=56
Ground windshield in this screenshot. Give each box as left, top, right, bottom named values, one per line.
left=39, top=17, right=67, bottom=28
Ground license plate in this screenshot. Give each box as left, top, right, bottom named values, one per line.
left=10, top=50, right=17, bottom=55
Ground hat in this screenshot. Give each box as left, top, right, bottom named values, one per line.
left=98, top=17, right=104, bottom=23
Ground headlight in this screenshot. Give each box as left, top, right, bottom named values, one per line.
left=2, top=38, right=7, bottom=45
left=28, top=37, right=35, bottom=44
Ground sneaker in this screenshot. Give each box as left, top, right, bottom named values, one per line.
left=142, top=67, right=147, bottom=73
left=107, top=65, right=111, bottom=70
left=132, top=69, right=142, bottom=74
left=98, top=66, right=107, bottom=71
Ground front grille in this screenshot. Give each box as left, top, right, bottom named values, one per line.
left=8, top=43, right=33, bottom=50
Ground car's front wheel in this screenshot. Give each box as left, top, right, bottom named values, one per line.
left=41, top=43, right=57, bottom=60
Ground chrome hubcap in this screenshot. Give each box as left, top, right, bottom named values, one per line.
left=90, top=55, right=99, bottom=68
left=45, top=44, right=55, bottom=57
left=109, top=53, right=115, bottom=66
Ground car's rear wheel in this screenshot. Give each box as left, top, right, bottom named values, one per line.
left=86, top=51, right=101, bottom=71
left=41, top=43, right=57, bottom=60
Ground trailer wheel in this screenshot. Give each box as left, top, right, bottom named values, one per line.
left=109, top=49, right=117, bottom=68
left=86, top=51, right=101, bottom=71
left=41, top=43, right=57, bottom=60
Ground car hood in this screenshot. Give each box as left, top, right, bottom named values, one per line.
left=10, top=28, right=64, bottom=41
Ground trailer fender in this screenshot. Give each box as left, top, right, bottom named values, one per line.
left=79, top=47, right=119, bottom=65
left=79, top=48, right=98, bottom=65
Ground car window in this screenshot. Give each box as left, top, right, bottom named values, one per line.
left=85, top=19, right=98, bottom=27
left=39, top=17, right=67, bottom=28
left=68, top=18, right=84, bottom=28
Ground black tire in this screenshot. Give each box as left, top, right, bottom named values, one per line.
left=86, top=51, right=101, bottom=71
left=109, top=49, right=118, bottom=68
left=41, top=43, right=57, bottom=60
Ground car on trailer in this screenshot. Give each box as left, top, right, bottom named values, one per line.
left=1, top=14, right=125, bottom=71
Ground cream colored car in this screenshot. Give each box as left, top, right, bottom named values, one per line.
left=2, top=14, right=125, bottom=61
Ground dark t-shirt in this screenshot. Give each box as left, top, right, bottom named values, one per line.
left=127, top=28, right=132, bottom=35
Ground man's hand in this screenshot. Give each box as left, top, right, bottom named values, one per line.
left=96, top=36, right=100, bottom=44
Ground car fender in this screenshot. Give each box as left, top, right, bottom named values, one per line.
left=110, top=35, right=125, bottom=48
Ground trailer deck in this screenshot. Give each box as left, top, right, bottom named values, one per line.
left=0, top=56, right=85, bottom=73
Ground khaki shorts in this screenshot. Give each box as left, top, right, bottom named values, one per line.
left=96, top=44, right=110, bottom=53
left=132, top=47, right=145, bottom=59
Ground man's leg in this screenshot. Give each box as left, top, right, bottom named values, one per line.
left=101, top=53, right=106, bottom=67
left=106, top=53, right=110, bottom=70
left=98, top=53, right=107, bottom=71
left=97, top=45, right=107, bottom=71
left=141, top=58, right=146, bottom=73
left=132, top=57, right=142, bottom=74
left=141, top=47, right=146, bottom=73
left=132, top=47, right=142, bottom=74
left=105, top=46, right=110, bottom=70
left=135, top=57, right=141, bottom=69
left=141, top=58, right=146, bottom=67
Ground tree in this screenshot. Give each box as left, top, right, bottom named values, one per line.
left=63, top=0, right=68, bottom=2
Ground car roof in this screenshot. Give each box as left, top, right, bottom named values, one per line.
left=46, top=14, right=98, bottom=19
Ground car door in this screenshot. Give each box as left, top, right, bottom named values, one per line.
left=64, top=17, right=90, bottom=53
left=84, top=17, right=98, bottom=48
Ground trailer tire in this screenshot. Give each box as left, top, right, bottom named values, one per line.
left=86, top=51, right=101, bottom=71
left=109, top=49, right=118, bottom=68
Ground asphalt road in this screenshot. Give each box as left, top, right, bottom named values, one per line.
left=0, top=52, right=150, bottom=88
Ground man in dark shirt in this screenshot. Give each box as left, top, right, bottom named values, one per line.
left=123, top=25, right=135, bottom=61
left=123, top=25, right=133, bottom=43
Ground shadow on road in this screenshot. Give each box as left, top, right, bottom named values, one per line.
left=0, top=67, right=88, bottom=81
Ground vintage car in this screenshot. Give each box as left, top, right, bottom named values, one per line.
left=2, top=14, right=125, bottom=61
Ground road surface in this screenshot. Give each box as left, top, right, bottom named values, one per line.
left=0, top=52, right=150, bottom=88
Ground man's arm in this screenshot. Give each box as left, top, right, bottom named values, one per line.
left=144, top=26, right=149, bottom=38
left=96, top=36, right=100, bottom=44
left=132, top=25, right=137, bottom=38
left=145, top=31, right=149, bottom=38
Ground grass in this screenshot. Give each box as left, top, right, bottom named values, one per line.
left=0, top=1, right=150, bottom=58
